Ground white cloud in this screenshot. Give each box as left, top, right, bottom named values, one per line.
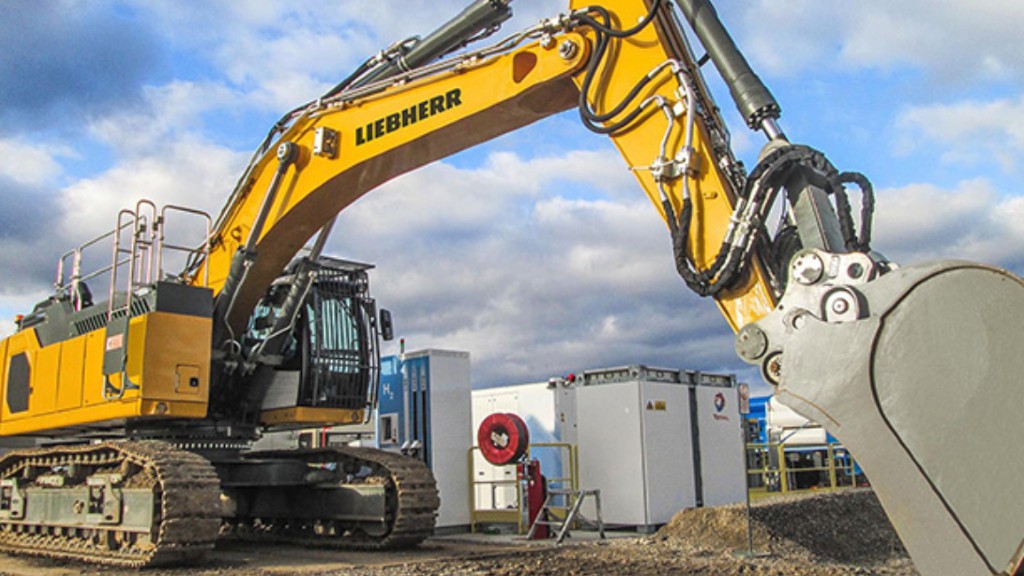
left=124, top=1, right=567, bottom=113
left=331, top=1, right=566, bottom=45
left=0, top=289, right=53, bottom=337
left=59, top=80, right=249, bottom=253
left=0, top=138, right=69, bottom=186
left=328, top=149, right=736, bottom=385
left=897, top=96, right=1024, bottom=173
left=87, top=81, right=239, bottom=155
left=733, top=1, right=840, bottom=78
left=59, top=138, right=244, bottom=241
left=215, top=26, right=377, bottom=111
left=737, top=0, right=1024, bottom=82
left=873, top=178, right=1024, bottom=270
left=488, top=149, right=636, bottom=199
left=0, top=318, right=13, bottom=339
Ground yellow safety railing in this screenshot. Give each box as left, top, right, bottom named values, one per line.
left=468, top=442, right=578, bottom=534
left=744, top=441, right=859, bottom=498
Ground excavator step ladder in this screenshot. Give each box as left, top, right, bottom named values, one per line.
left=527, top=488, right=605, bottom=544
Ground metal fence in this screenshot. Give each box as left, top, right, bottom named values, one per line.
left=744, top=441, right=860, bottom=497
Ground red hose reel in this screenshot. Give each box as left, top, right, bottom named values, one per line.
left=477, top=412, right=549, bottom=539
left=477, top=412, right=530, bottom=465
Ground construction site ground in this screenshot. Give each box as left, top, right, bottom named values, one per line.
left=0, top=489, right=918, bottom=576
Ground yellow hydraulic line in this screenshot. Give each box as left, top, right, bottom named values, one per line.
left=777, top=443, right=788, bottom=493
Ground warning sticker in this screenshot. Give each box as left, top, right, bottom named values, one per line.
left=105, top=334, right=124, bottom=352
left=646, top=400, right=667, bottom=411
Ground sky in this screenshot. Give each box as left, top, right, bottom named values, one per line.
left=2, top=0, right=1023, bottom=395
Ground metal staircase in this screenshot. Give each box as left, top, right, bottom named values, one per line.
left=527, top=488, right=606, bottom=544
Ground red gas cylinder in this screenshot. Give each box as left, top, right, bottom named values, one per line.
left=519, top=458, right=548, bottom=539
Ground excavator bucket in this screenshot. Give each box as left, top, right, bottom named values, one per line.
left=745, top=255, right=1024, bottom=575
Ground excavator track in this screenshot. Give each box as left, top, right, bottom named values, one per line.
left=227, top=445, right=439, bottom=549
left=0, top=440, right=220, bottom=568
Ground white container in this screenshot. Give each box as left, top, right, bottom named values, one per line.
left=575, top=366, right=746, bottom=528
left=472, top=365, right=746, bottom=530
left=767, top=395, right=828, bottom=445
left=576, top=380, right=696, bottom=527
left=692, top=374, right=747, bottom=507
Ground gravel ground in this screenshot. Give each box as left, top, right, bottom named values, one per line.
left=0, top=489, right=919, bottom=576
left=335, top=489, right=919, bottom=576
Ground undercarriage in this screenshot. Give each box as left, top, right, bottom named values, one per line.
left=0, top=441, right=438, bottom=567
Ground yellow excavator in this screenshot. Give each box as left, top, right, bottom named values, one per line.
left=1, top=1, right=1021, bottom=574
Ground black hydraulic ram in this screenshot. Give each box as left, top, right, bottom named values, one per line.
left=327, top=0, right=513, bottom=96
left=676, top=0, right=784, bottom=139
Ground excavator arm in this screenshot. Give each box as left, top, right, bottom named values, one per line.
left=190, top=0, right=778, bottom=345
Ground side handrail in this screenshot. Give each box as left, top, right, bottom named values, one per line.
left=54, top=201, right=214, bottom=315
left=158, top=204, right=213, bottom=286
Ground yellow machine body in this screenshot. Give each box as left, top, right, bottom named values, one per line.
left=0, top=311, right=211, bottom=436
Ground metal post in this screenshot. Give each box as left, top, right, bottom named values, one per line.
left=745, top=480, right=754, bottom=550
left=733, top=465, right=770, bottom=559
left=71, top=250, right=83, bottom=311
left=732, top=386, right=769, bottom=560
left=467, top=448, right=477, bottom=533
left=828, top=444, right=837, bottom=489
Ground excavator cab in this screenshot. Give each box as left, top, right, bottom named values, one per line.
left=242, top=256, right=385, bottom=428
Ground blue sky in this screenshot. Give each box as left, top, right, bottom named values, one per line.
left=2, top=0, right=1023, bottom=393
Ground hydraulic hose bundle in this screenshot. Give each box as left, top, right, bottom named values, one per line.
left=572, top=0, right=665, bottom=135
left=571, top=1, right=873, bottom=298
left=668, top=144, right=875, bottom=297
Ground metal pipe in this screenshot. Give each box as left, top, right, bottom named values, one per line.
left=215, top=141, right=298, bottom=347
left=108, top=209, right=135, bottom=321
left=307, top=217, right=337, bottom=261
left=675, top=0, right=781, bottom=132
left=243, top=142, right=298, bottom=253
left=760, top=117, right=786, bottom=142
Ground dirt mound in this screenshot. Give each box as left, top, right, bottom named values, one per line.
left=659, top=489, right=907, bottom=565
